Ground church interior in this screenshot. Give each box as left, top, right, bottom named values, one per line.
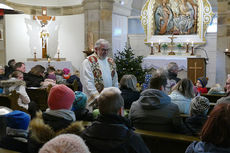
left=0, top=0, right=230, bottom=153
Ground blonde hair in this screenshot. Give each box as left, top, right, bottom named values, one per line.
left=120, top=74, right=137, bottom=91
left=98, top=87, right=124, bottom=115
left=171, top=78, right=194, bottom=98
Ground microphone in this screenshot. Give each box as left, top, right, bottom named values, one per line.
left=194, top=47, right=209, bottom=64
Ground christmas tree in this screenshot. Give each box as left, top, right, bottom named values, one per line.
left=114, top=48, right=147, bottom=84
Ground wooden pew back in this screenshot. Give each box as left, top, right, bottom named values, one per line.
left=26, top=88, right=50, bottom=111
left=135, top=129, right=199, bottom=153
left=0, top=90, right=28, bottom=113
left=201, top=93, right=226, bottom=103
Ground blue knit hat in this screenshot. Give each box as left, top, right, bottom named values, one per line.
left=71, top=91, right=87, bottom=111
left=5, top=110, right=30, bottom=130
left=197, top=77, right=208, bottom=88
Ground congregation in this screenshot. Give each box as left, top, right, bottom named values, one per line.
left=0, top=39, right=230, bottom=153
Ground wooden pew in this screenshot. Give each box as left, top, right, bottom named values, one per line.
left=201, top=93, right=226, bottom=103
left=0, top=148, right=20, bottom=153
left=26, top=87, right=50, bottom=111
left=0, top=90, right=28, bottom=113
left=135, top=129, right=199, bottom=153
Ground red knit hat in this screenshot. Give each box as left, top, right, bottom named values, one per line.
left=48, top=84, right=75, bottom=110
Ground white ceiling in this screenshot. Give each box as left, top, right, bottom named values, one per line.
left=5, top=0, right=83, bottom=7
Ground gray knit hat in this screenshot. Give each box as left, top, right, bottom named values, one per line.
left=190, top=96, right=210, bottom=115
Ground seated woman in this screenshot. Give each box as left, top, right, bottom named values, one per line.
left=184, top=96, right=209, bottom=136
left=0, top=71, right=37, bottom=118
left=120, top=74, right=140, bottom=109
left=24, top=65, right=45, bottom=87
left=169, top=78, right=195, bottom=114
left=185, top=103, right=230, bottom=153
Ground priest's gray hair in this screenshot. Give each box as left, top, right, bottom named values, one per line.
left=94, top=39, right=110, bottom=49
left=98, top=87, right=124, bottom=115
left=167, top=62, right=179, bottom=72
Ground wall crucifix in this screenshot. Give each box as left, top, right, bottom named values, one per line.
left=33, top=7, right=55, bottom=58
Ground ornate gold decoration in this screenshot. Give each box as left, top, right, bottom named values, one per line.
left=141, top=0, right=214, bottom=44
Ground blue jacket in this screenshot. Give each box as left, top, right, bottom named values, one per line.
left=186, top=141, right=230, bottom=153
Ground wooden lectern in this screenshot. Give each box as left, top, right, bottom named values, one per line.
left=187, top=58, right=206, bottom=84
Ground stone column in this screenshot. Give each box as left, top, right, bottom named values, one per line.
left=217, top=0, right=230, bottom=82
left=83, top=0, right=114, bottom=55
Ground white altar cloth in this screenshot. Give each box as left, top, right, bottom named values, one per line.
left=142, top=56, right=188, bottom=71
left=25, top=61, right=73, bottom=73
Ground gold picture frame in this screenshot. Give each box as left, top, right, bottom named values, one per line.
left=141, top=0, right=214, bottom=45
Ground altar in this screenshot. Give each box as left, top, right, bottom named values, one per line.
left=142, top=56, right=188, bottom=71
left=142, top=56, right=206, bottom=84
left=25, top=61, right=73, bottom=74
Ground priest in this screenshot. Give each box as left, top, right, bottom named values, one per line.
left=81, top=39, right=119, bottom=106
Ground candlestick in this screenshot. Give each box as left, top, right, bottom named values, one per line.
left=158, top=43, right=161, bottom=53
left=186, top=43, right=189, bottom=53
left=57, top=49, right=61, bottom=61
left=191, top=46, right=194, bottom=55
left=33, top=47, right=37, bottom=61
left=150, top=43, right=154, bottom=55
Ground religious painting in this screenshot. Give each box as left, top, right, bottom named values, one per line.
left=141, top=0, right=214, bottom=45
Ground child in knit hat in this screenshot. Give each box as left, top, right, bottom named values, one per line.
left=39, top=134, right=90, bottom=153
left=0, top=110, right=30, bottom=153
left=196, top=76, right=209, bottom=94
left=184, top=96, right=210, bottom=136
left=71, top=91, right=94, bottom=121
left=63, top=68, right=71, bottom=80
left=28, top=84, right=84, bottom=153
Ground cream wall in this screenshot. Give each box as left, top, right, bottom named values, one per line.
left=5, top=14, right=85, bottom=71
left=112, top=13, right=128, bottom=55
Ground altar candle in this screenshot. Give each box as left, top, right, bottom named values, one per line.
left=186, top=40, right=189, bottom=45
left=48, top=58, right=51, bottom=63
left=226, top=48, right=229, bottom=52
left=158, top=40, right=161, bottom=45
left=151, top=42, right=154, bottom=47
left=192, top=41, right=194, bottom=46
left=33, top=47, right=36, bottom=53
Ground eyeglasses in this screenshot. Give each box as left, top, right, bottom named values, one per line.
left=101, top=48, right=109, bottom=52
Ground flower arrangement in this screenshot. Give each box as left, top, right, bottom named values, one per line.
left=162, top=43, right=168, bottom=49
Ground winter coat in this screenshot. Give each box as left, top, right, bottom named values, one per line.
left=67, top=75, right=83, bottom=91
left=120, top=88, right=140, bottom=109
left=28, top=111, right=84, bottom=153
left=184, top=115, right=207, bottom=136
left=24, top=73, right=44, bottom=87
left=81, top=114, right=150, bottom=153
left=216, top=94, right=230, bottom=105
left=74, top=108, right=94, bottom=121
left=186, top=141, right=230, bottom=153
left=169, top=90, right=192, bottom=114
left=129, top=89, right=184, bottom=133
left=0, top=78, right=30, bottom=109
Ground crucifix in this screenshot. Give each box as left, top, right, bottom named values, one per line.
left=189, top=62, right=202, bottom=83
left=168, top=34, right=177, bottom=55
left=33, top=7, right=55, bottom=58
